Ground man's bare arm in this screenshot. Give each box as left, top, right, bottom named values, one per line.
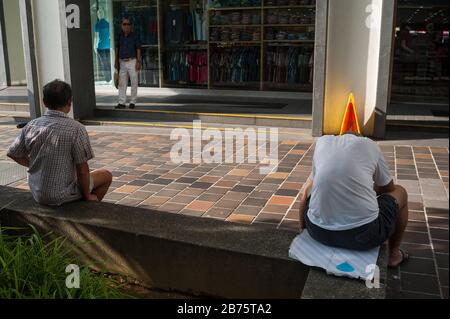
left=374, top=180, right=395, bottom=195
left=76, top=162, right=97, bottom=201
left=299, top=177, right=313, bottom=229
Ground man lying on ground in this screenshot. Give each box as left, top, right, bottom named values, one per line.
left=299, top=129, right=409, bottom=268
left=7, top=79, right=112, bottom=206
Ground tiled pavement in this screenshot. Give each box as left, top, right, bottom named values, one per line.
left=0, top=124, right=448, bottom=299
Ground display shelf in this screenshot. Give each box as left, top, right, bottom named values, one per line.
left=209, top=24, right=263, bottom=27
left=264, top=24, right=315, bottom=27
left=263, top=5, right=315, bottom=9
left=108, top=0, right=316, bottom=92
left=208, top=6, right=262, bottom=11
left=263, top=40, right=314, bottom=45
left=210, top=41, right=262, bottom=45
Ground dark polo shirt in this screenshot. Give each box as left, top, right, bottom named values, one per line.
left=116, top=31, right=141, bottom=60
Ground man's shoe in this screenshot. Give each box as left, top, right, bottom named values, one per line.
left=129, top=103, right=136, bottom=109
left=115, top=104, right=126, bottom=109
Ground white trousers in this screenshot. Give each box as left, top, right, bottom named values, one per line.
left=119, top=59, right=139, bottom=104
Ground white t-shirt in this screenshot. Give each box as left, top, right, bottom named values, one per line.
left=307, top=134, right=393, bottom=231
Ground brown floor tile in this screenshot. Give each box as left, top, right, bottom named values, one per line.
left=215, top=200, right=240, bottom=210
left=141, top=196, right=170, bottom=206
left=255, top=213, right=284, bottom=224
left=228, top=169, right=250, bottom=177
left=204, top=207, right=233, bottom=219
left=186, top=200, right=214, bottom=212
left=215, top=180, right=237, bottom=188
left=400, top=273, right=440, bottom=295
left=115, top=185, right=141, bottom=194
left=127, top=191, right=153, bottom=200
left=117, top=197, right=144, bottom=207
left=180, top=188, right=204, bottom=196
left=234, top=205, right=262, bottom=216
left=403, top=231, right=431, bottom=245
left=221, top=191, right=248, bottom=201
left=156, top=189, right=181, bottom=197
left=231, top=185, right=255, bottom=193
left=226, top=214, right=254, bottom=224
left=180, top=209, right=204, bottom=217
left=158, top=203, right=185, bottom=214
left=430, top=228, right=449, bottom=241
left=262, top=204, right=289, bottom=214
left=241, top=197, right=268, bottom=207
left=268, top=195, right=295, bottom=206
left=198, top=193, right=225, bottom=202
left=170, top=195, right=197, bottom=204
left=400, top=257, right=437, bottom=275
left=276, top=189, right=299, bottom=197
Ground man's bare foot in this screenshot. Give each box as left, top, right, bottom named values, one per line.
left=388, top=249, right=409, bottom=268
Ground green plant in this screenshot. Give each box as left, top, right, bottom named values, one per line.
left=0, top=226, right=131, bottom=299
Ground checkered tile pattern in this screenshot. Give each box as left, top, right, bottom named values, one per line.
left=0, top=124, right=448, bottom=299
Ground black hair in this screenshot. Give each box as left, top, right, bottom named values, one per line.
left=43, top=79, right=73, bottom=110
left=122, top=16, right=132, bottom=24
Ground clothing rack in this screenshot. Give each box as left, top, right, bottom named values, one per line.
left=110, top=0, right=316, bottom=91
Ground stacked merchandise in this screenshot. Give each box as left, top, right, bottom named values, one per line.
left=165, top=2, right=207, bottom=46
left=208, top=0, right=261, bottom=8
left=137, top=7, right=158, bottom=45
left=265, top=27, right=314, bottom=41
left=265, top=47, right=313, bottom=86
left=113, top=4, right=158, bottom=46
left=140, top=50, right=160, bottom=87
left=164, top=50, right=208, bottom=85
left=265, top=0, right=316, bottom=5
left=210, top=10, right=261, bottom=25
left=210, top=27, right=260, bottom=41
left=210, top=47, right=260, bottom=86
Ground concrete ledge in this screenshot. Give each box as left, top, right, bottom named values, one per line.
left=0, top=186, right=308, bottom=298
left=0, top=186, right=386, bottom=299
left=301, top=247, right=387, bottom=299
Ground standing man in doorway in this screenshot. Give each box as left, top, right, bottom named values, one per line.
left=115, top=16, right=141, bottom=109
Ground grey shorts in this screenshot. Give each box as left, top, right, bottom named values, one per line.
left=305, top=194, right=400, bottom=251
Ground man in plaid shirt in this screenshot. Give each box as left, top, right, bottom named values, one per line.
left=7, top=80, right=112, bottom=206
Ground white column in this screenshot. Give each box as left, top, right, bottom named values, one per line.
left=322, top=0, right=395, bottom=137
left=20, top=0, right=96, bottom=120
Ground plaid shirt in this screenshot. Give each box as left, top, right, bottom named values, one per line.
left=7, top=110, right=94, bottom=206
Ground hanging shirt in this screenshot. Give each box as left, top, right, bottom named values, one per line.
left=165, top=9, right=184, bottom=44
left=95, top=18, right=111, bottom=50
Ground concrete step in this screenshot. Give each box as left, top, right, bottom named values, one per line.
left=386, top=119, right=449, bottom=133
left=94, top=107, right=313, bottom=129
left=0, top=186, right=386, bottom=299
left=0, top=102, right=30, bottom=113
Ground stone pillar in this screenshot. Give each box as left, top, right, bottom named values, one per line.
left=312, top=0, right=329, bottom=137
left=319, top=0, right=395, bottom=138
left=0, top=0, right=9, bottom=89
left=19, top=0, right=95, bottom=120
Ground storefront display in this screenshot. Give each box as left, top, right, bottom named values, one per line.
left=392, top=0, right=449, bottom=103
left=91, top=0, right=316, bottom=92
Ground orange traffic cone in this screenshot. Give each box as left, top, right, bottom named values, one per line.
left=339, top=93, right=361, bottom=135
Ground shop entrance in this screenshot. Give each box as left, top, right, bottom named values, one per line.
left=90, top=0, right=316, bottom=94
left=389, top=0, right=449, bottom=126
